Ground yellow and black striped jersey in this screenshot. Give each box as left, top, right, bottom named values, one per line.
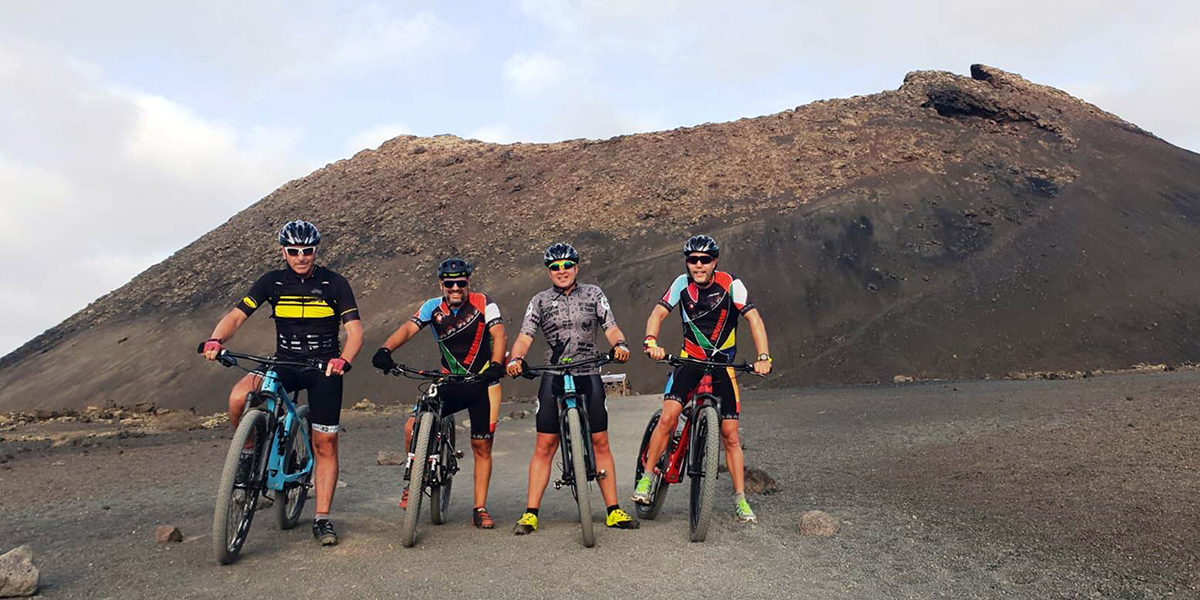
left=236, top=266, right=360, bottom=359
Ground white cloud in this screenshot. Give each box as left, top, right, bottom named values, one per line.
left=467, top=125, right=520, bottom=144
left=0, top=43, right=316, bottom=355
left=344, top=123, right=414, bottom=154
left=503, top=52, right=567, bottom=96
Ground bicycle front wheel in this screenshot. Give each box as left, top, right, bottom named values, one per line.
left=688, top=405, right=720, bottom=543
left=430, top=419, right=455, bottom=525
left=634, top=409, right=670, bottom=520
left=401, top=411, right=434, bottom=548
left=275, top=405, right=311, bottom=530
left=213, top=409, right=269, bottom=564
left=566, top=407, right=595, bottom=548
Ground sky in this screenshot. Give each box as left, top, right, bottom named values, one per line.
left=1, top=0, right=1198, bottom=356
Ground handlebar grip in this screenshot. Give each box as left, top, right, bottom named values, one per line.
left=197, top=342, right=205, bottom=354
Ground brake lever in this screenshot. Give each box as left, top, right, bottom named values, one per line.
left=218, top=354, right=238, bottom=368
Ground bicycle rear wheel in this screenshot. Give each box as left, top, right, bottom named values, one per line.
left=565, top=407, right=595, bottom=547
left=275, top=405, right=311, bottom=530
left=634, top=409, right=670, bottom=520
left=688, top=405, right=720, bottom=543
left=430, top=418, right=455, bottom=525
left=401, top=411, right=434, bottom=547
left=213, top=409, right=269, bottom=564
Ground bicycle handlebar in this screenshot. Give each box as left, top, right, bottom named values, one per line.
left=197, top=346, right=351, bottom=373
left=516, top=351, right=615, bottom=379
left=384, top=364, right=485, bottom=385
left=659, top=354, right=760, bottom=376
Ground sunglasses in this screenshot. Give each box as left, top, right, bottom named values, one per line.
left=685, top=255, right=715, bottom=265
left=441, top=279, right=469, bottom=289
left=548, top=260, right=577, bottom=271
left=285, top=246, right=316, bottom=257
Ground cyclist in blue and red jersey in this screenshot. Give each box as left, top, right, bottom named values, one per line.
left=200, top=220, right=363, bottom=546
left=633, top=235, right=772, bottom=523
left=371, top=257, right=506, bottom=529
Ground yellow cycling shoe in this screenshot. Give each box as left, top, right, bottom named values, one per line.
left=514, top=512, right=538, bottom=535
left=606, top=508, right=640, bottom=529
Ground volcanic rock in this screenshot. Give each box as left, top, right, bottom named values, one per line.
left=0, top=545, right=37, bottom=597
left=798, top=511, right=840, bottom=537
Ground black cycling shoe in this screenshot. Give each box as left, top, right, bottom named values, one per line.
left=312, top=519, right=338, bottom=546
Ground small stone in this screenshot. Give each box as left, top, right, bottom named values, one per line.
left=893, top=374, right=914, bottom=383
left=798, top=510, right=840, bottom=537
left=744, top=466, right=779, bottom=495
left=337, top=480, right=348, bottom=489
left=376, top=451, right=405, bottom=466
left=508, top=410, right=529, bottom=420
left=352, top=399, right=378, bottom=411
left=0, top=545, right=38, bottom=597
left=154, top=525, right=183, bottom=544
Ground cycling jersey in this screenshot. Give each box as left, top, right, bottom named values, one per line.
left=411, top=292, right=503, bottom=375
left=658, top=271, right=753, bottom=362
left=519, top=283, right=617, bottom=375
left=236, top=266, right=360, bottom=359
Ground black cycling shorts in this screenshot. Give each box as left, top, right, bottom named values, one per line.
left=411, top=382, right=498, bottom=440
left=536, top=374, right=608, bottom=435
left=271, top=367, right=344, bottom=432
left=663, top=366, right=741, bottom=420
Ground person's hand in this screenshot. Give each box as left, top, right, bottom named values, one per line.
left=506, top=358, right=525, bottom=378
left=612, top=342, right=630, bottom=363
left=372, top=347, right=396, bottom=372
left=482, top=360, right=505, bottom=383
left=326, top=357, right=348, bottom=377
left=753, top=359, right=772, bottom=376
left=201, top=339, right=223, bottom=361
left=645, top=346, right=666, bottom=361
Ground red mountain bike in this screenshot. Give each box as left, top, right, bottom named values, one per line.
left=634, top=354, right=756, bottom=542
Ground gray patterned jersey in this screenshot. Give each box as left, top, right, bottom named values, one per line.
left=519, top=283, right=618, bottom=374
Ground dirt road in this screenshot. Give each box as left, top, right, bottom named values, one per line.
left=3, top=370, right=1197, bottom=599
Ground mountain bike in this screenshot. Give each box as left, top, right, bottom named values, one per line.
left=634, top=354, right=756, bottom=542
left=517, top=352, right=614, bottom=548
left=383, top=365, right=481, bottom=548
left=200, top=348, right=345, bottom=564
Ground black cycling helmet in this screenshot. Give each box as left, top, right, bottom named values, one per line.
left=437, top=257, right=473, bottom=279
left=278, top=220, right=321, bottom=246
left=543, top=242, right=579, bottom=266
left=682, top=234, right=719, bottom=258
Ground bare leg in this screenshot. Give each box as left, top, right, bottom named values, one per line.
left=311, top=430, right=339, bottom=514
left=640, top=401, right=683, bottom=473
left=525, top=433, right=559, bottom=509
left=720, top=419, right=744, bottom=494
left=227, top=373, right=261, bottom=432
left=471, top=438, right=493, bottom=508
left=592, top=431, right=618, bottom=507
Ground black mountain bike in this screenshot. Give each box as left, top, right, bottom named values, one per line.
left=383, top=365, right=481, bottom=547
left=634, top=354, right=756, bottom=542
left=517, top=352, right=613, bottom=548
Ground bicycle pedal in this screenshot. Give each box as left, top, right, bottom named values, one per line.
left=454, top=450, right=464, bottom=458
left=553, top=481, right=564, bottom=490
left=596, top=469, right=608, bottom=480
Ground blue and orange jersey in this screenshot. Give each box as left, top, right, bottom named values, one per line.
left=411, top=292, right=503, bottom=375
left=658, top=271, right=754, bottom=362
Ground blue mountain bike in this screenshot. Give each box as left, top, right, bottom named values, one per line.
left=201, top=348, right=345, bottom=564
left=516, top=351, right=613, bottom=548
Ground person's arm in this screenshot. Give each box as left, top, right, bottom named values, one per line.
left=507, top=332, right=535, bottom=376
left=643, top=304, right=671, bottom=361
left=488, top=323, right=507, bottom=364
left=743, top=308, right=772, bottom=375
left=604, top=325, right=630, bottom=363
left=326, top=319, right=364, bottom=376
left=203, top=309, right=248, bottom=359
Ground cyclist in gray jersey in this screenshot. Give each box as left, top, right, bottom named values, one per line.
left=506, top=243, right=638, bottom=533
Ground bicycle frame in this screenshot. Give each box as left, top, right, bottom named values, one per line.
left=255, top=369, right=315, bottom=492
left=402, top=383, right=460, bottom=485
left=660, top=373, right=718, bottom=485
left=554, top=373, right=597, bottom=488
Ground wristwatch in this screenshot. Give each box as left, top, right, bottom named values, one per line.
left=757, top=353, right=772, bottom=363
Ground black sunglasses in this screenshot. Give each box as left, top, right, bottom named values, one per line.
left=685, top=255, right=715, bottom=265
left=441, top=279, right=469, bottom=289
left=285, top=246, right=316, bottom=257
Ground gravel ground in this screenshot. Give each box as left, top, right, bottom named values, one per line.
left=2, top=370, right=1197, bottom=599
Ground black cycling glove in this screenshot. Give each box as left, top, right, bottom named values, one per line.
left=481, top=360, right=505, bottom=383
left=372, top=347, right=396, bottom=372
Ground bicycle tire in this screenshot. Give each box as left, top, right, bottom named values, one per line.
left=634, top=409, right=670, bottom=520
left=566, top=407, right=596, bottom=547
left=401, top=411, right=434, bottom=547
left=213, top=409, right=268, bottom=564
left=430, top=419, right=454, bottom=525
left=275, top=405, right=311, bottom=530
left=689, top=405, right=720, bottom=543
